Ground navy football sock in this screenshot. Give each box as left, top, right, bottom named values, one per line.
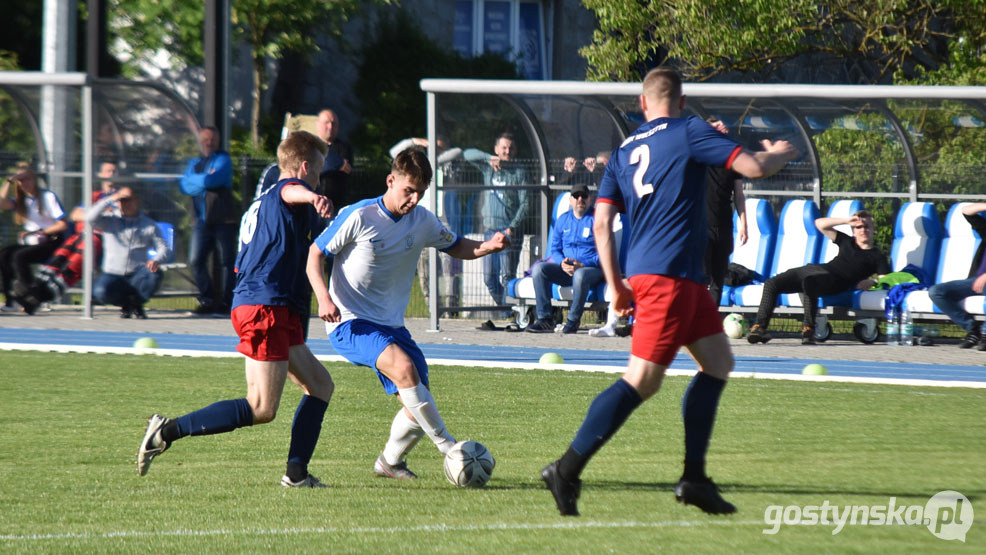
left=681, top=372, right=726, bottom=481
left=561, top=379, right=642, bottom=481
left=286, top=395, right=329, bottom=480
left=174, top=398, right=254, bottom=438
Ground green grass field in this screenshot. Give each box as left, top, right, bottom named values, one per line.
left=1, top=350, right=983, bottom=553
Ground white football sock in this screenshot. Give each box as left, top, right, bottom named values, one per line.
left=382, top=408, right=424, bottom=465
left=397, top=383, right=456, bottom=454
left=590, top=305, right=620, bottom=337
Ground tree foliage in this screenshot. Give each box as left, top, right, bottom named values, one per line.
left=111, top=0, right=393, bottom=148
left=581, top=0, right=986, bottom=84
left=350, top=13, right=520, bottom=162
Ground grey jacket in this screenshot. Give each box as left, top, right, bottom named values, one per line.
left=86, top=196, right=170, bottom=275
left=463, top=148, right=531, bottom=233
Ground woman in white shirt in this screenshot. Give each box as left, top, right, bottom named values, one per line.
left=0, top=163, right=68, bottom=312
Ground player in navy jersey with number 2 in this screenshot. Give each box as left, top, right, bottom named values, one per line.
left=542, top=68, right=800, bottom=516
left=137, top=131, right=336, bottom=488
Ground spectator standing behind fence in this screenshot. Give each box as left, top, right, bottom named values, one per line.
left=0, top=163, right=68, bottom=313
left=747, top=210, right=890, bottom=345
left=929, top=202, right=986, bottom=350
left=704, top=119, right=748, bottom=306
left=526, top=182, right=604, bottom=335
left=254, top=109, right=352, bottom=215
left=463, top=132, right=530, bottom=315
left=87, top=187, right=169, bottom=319
left=316, top=109, right=353, bottom=210
left=180, top=126, right=237, bottom=316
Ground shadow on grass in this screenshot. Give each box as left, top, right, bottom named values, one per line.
left=584, top=480, right=983, bottom=502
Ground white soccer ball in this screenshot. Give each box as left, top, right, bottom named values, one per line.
left=723, top=313, right=747, bottom=339
left=443, top=440, right=495, bottom=488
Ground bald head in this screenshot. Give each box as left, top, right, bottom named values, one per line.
left=316, top=109, right=339, bottom=143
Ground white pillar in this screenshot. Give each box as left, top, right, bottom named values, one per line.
left=41, top=0, right=77, bottom=202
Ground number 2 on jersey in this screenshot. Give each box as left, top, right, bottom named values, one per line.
left=629, top=144, right=653, bottom=198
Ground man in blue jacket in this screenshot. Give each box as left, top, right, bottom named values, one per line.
left=527, top=182, right=604, bottom=334
left=180, top=126, right=236, bottom=315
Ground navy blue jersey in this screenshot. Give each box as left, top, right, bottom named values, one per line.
left=232, top=178, right=321, bottom=313
left=598, top=116, right=741, bottom=283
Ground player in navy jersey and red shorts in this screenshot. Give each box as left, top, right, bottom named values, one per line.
left=541, top=68, right=800, bottom=516
left=137, top=131, right=336, bottom=488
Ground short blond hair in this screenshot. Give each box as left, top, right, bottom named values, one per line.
left=277, top=131, right=328, bottom=174
left=642, top=68, right=682, bottom=104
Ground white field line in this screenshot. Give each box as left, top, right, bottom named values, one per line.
left=0, top=519, right=767, bottom=542
left=1, top=343, right=984, bottom=389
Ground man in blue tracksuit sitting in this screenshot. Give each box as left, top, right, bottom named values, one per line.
left=527, top=182, right=604, bottom=334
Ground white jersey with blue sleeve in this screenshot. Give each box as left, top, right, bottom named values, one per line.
left=313, top=197, right=459, bottom=327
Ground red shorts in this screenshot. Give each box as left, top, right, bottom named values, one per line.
left=628, top=274, right=723, bottom=366
left=231, top=305, right=304, bottom=361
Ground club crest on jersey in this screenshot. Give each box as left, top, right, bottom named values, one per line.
left=440, top=229, right=453, bottom=243
left=405, top=235, right=415, bottom=250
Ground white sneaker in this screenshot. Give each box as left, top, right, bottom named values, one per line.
left=137, top=414, right=171, bottom=476
left=280, top=474, right=329, bottom=488
left=374, top=454, right=418, bottom=480
left=589, top=326, right=616, bottom=337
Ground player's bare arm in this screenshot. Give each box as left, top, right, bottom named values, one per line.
left=730, top=139, right=800, bottom=179
left=306, top=242, right=340, bottom=322
left=593, top=203, right=633, bottom=316
left=281, top=184, right=333, bottom=218
left=446, top=231, right=511, bottom=260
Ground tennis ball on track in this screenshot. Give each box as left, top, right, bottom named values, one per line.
left=133, top=337, right=159, bottom=350
left=539, top=352, right=564, bottom=365
left=802, top=363, right=828, bottom=376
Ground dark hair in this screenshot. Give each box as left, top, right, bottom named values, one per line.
left=497, top=132, right=515, bottom=144
left=201, top=125, right=220, bottom=140
left=853, top=209, right=873, bottom=220
left=392, top=148, right=433, bottom=186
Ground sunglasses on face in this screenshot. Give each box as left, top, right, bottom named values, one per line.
left=851, top=224, right=869, bottom=230
left=571, top=193, right=588, bottom=200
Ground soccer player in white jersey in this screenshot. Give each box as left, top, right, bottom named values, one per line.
left=307, top=148, right=510, bottom=479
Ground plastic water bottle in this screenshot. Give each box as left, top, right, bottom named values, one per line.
left=885, top=305, right=899, bottom=346
left=901, top=309, right=914, bottom=346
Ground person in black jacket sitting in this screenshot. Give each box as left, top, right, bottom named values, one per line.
left=748, top=210, right=890, bottom=345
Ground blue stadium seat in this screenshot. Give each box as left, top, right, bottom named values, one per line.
left=147, top=222, right=175, bottom=263
left=719, top=198, right=776, bottom=306
left=902, top=203, right=985, bottom=315
left=731, top=199, right=822, bottom=308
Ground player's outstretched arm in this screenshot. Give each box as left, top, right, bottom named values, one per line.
left=445, top=231, right=511, bottom=260
left=306, top=243, right=340, bottom=322
left=730, top=139, right=800, bottom=180
left=281, top=184, right=333, bottom=218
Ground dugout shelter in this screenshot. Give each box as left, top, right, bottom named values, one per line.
left=419, top=78, right=986, bottom=331
left=0, top=71, right=201, bottom=318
